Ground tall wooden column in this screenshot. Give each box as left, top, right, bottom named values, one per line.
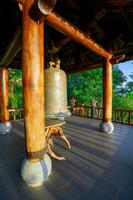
left=21, top=0, right=51, bottom=187
left=103, top=57, right=112, bottom=122
left=100, top=57, right=114, bottom=134
left=0, top=67, right=12, bottom=134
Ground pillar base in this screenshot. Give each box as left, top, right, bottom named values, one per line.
left=21, top=154, right=52, bottom=187
left=0, top=122, right=12, bottom=134
left=99, top=121, right=114, bottom=134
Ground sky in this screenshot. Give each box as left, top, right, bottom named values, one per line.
left=117, top=60, right=133, bottom=82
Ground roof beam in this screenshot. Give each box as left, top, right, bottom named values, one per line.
left=66, top=63, right=102, bottom=74
left=106, top=0, right=133, bottom=6
left=120, top=7, right=133, bottom=34
left=66, top=54, right=125, bottom=74
left=110, top=54, right=125, bottom=63
left=0, top=27, right=22, bottom=67
left=49, top=35, right=71, bottom=53
left=29, top=2, right=112, bottom=59
left=46, top=12, right=112, bottom=58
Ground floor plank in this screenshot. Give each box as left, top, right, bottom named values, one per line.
left=0, top=116, right=133, bottom=200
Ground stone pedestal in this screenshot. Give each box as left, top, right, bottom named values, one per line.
left=21, top=154, right=52, bottom=187
left=0, top=122, right=12, bottom=134
left=99, top=121, right=114, bottom=134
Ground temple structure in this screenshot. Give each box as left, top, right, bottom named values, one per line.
left=0, top=0, right=132, bottom=190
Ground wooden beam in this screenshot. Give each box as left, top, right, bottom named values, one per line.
left=120, top=7, right=133, bottom=34
left=29, top=0, right=57, bottom=22
left=66, top=63, right=102, bottom=74
left=55, top=37, right=71, bottom=50
left=45, top=12, right=112, bottom=59
left=110, top=54, right=125, bottom=63
left=50, top=35, right=71, bottom=53
left=29, top=2, right=112, bottom=59
left=0, top=27, right=22, bottom=66
left=0, top=1, right=110, bottom=67
left=106, top=0, right=133, bottom=6
left=66, top=54, right=125, bottom=74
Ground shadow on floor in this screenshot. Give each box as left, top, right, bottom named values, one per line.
left=0, top=116, right=133, bottom=200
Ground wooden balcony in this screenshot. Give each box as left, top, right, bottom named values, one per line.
left=0, top=116, right=133, bottom=199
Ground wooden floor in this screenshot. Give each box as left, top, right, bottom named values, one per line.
left=0, top=116, right=133, bottom=200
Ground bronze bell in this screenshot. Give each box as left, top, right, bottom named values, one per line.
left=45, top=59, right=71, bottom=119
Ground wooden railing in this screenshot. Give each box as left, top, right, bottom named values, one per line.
left=71, top=106, right=133, bottom=125
left=9, top=107, right=133, bottom=125
left=9, top=108, right=24, bottom=121
left=112, top=109, right=133, bottom=125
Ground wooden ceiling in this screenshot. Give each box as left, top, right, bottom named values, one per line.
left=0, top=0, right=132, bottom=73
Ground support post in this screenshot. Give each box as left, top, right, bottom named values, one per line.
left=100, top=57, right=114, bottom=134
left=21, top=0, right=51, bottom=187
left=0, top=67, right=12, bottom=134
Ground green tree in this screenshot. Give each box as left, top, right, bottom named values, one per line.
left=113, top=65, right=127, bottom=92
left=67, top=65, right=129, bottom=109
left=125, top=72, right=133, bottom=93
left=9, top=69, right=23, bottom=108
left=67, top=68, right=103, bottom=106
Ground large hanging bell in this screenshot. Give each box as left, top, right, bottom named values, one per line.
left=45, top=59, right=71, bottom=119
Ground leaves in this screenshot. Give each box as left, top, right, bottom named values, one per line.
left=67, top=65, right=133, bottom=109
left=67, top=68, right=103, bottom=106
left=8, top=66, right=133, bottom=110
left=9, top=69, right=23, bottom=108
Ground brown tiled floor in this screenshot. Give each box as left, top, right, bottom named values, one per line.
left=0, top=116, right=133, bottom=200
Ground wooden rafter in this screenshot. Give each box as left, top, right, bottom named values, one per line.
left=0, top=27, right=22, bottom=67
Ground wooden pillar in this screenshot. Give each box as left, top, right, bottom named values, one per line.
left=103, top=57, right=112, bottom=122
left=0, top=67, right=12, bottom=134
left=21, top=0, right=51, bottom=187
left=0, top=67, right=9, bottom=122
left=100, top=57, right=114, bottom=133
left=22, top=0, right=45, bottom=162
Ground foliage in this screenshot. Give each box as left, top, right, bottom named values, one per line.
left=112, top=65, right=127, bottom=91
left=113, top=93, right=133, bottom=109
left=67, top=69, right=103, bottom=106
left=9, top=69, right=23, bottom=108
left=124, top=72, right=133, bottom=93
left=67, top=65, right=133, bottom=109
left=8, top=65, right=133, bottom=110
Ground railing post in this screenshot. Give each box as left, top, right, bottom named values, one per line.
left=128, top=112, right=131, bottom=125
left=100, top=57, right=114, bottom=133
left=120, top=110, right=123, bottom=123
left=14, top=110, right=16, bottom=121
left=114, top=109, right=116, bottom=122
left=20, top=0, right=52, bottom=187
left=0, top=67, right=12, bottom=134
left=19, top=110, right=22, bottom=119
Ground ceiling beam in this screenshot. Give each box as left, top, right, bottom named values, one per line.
left=50, top=35, right=71, bottom=53
left=120, top=7, right=133, bottom=34
left=0, top=27, right=22, bottom=67
left=0, top=1, right=127, bottom=69
left=110, top=54, right=125, bottom=63
left=106, top=0, right=133, bottom=6
left=66, top=54, right=125, bottom=74
left=66, top=63, right=102, bottom=74
left=29, top=2, right=112, bottom=59
left=46, top=12, right=112, bottom=58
